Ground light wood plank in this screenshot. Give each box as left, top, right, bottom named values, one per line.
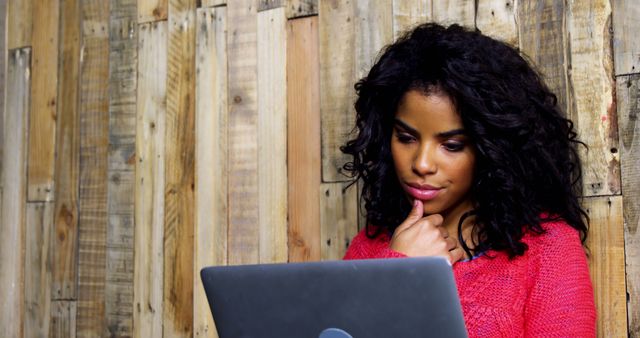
left=7, top=0, right=32, bottom=48
left=584, top=196, right=628, bottom=338
left=27, top=0, right=59, bottom=201
left=164, top=0, right=196, bottom=336
left=617, top=74, right=640, bottom=337
left=287, top=16, right=321, bottom=263
left=319, top=182, right=358, bottom=260
left=138, top=0, right=168, bottom=23
left=201, top=0, right=226, bottom=7
left=76, top=1, right=110, bottom=337
left=50, top=301, right=77, bottom=338
left=612, top=0, right=640, bottom=75
left=134, top=20, right=167, bottom=338
left=319, top=0, right=355, bottom=182
left=227, top=0, right=260, bottom=265
left=355, top=0, right=393, bottom=81
left=52, top=0, right=81, bottom=301
left=0, top=47, right=30, bottom=338
left=392, top=0, right=431, bottom=40
left=476, top=0, right=517, bottom=46
left=24, top=202, right=53, bottom=338
left=432, top=0, right=475, bottom=28
left=194, top=6, right=227, bottom=338
left=567, top=0, right=619, bottom=197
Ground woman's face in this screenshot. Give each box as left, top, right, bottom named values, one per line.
left=391, top=90, right=476, bottom=218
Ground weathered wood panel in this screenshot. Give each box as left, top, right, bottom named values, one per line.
left=50, top=301, right=77, bottom=338
left=134, top=20, right=167, bottom=338
left=476, top=0, right=517, bottom=46
left=432, top=0, right=475, bottom=28
left=258, top=0, right=317, bottom=18
left=612, top=0, right=640, bottom=75
left=0, top=47, right=30, bottom=338
left=355, top=0, right=393, bottom=80
left=392, top=0, right=430, bottom=39
left=76, top=1, right=110, bottom=336
left=287, top=16, right=321, bottom=263
left=138, top=0, right=168, bottom=23
left=320, top=182, right=358, bottom=260
left=227, top=0, right=260, bottom=265
left=7, top=0, right=32, bottom=48
left=27, top=0, right=59, bottom=202
left=319, top=0, right=355, bottom=182
left=24, top=202, right=53, bottom=338
left=617, top=74, right=640, bottom=337
left=164, top=0, right=196, bottom=337
left=194, top=6, right=227, bottom=338
left=584, top=196, right=627, bottom=338
left=0, top=0, right=6, bottom=188
left=201, top=0, right=226, bottom=8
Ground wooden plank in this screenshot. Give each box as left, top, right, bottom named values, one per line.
left=24, top=202, right=53, bottom=338
left=50, top=301, right=77, bottom=338
left=76, top=1, right=110, bottom=336
left=431, top=0, right=475, bottom=28
left=164, top=0, right=196, bottom=337
left=584, top=196, right=628, bottom=338
left=567, top=0, right=619, bottom=197
left=392, top=0, right=431, bottom=40
left=319, top=0, right=355, bottom=182
left=138, top=0, right=168, bottom=23
left=27, top=0, right=59, bottom=202
left=287, top=16, right=321, bottom=263
left=355, top=0, right=393, bottom=80
left=0, top=47, right=30, bottom=338
left=612, top=0, right=640, bottom=75
left=52, top=0, right=81, bottom=301
left=0, top=0, right=7, bottom=180
left=617, top=74, right=640, bottom=337
left=476, top=0, right=517, bottom=46
left=227, top=0, right=259, bottom=265
left=194, top=6, right=227, bottom=338
left=134, top=20, right=167, bottom=338
left=258, top=0, right=317, bottom=18
left=319, top=182, right=358, bottom=260
left=7, top=0, right=32, bottom=48
left=201, top=0, right=226, bottom=7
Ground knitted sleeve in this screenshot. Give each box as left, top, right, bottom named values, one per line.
left=343, top=228, right=407, bottom=260
left=523, top=220, right=596, bottom=337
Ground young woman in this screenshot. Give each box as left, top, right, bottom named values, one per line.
left=341, top=23, right=596, bottom=337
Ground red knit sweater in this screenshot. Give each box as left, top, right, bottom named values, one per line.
left=344, top=220, right=596, bottom=337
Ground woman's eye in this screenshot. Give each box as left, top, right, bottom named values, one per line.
left=395, top=133, right=415, bottom=143
left=443, top=142, right=464, bottom=152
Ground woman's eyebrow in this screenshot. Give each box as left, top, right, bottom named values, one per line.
left=394, top=118, right=466, bottom=138
left=393, top=118, right=418, bottom=134
left=436, top=129, right=466, bottom=138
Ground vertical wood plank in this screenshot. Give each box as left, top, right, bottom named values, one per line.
left=134, top=21, right=167, bottom=338
left=567, top=0, right=619, bottom=197
left=319, top=0, right=355, bottom=182
left=617, top=74, right=640, bottom=337
left=286, top=0, right=317, bottom=18
left=201, top=0, right=226, bottom=7
left=50, top=301, right=77, bottom=338
left=476, top=0, right=517, bottom=46
left=257, top=7, right=288, bottom=264
left=227, top=0, right=259, bottom=265
left=138, top=0, right=168, bottom=23
left=164, top=0, right=196, bottom=336
left=76, top=1, right=110, bottom=336
left=0, top=47, right=30, bottom=338
left=7, top=0, right=32, bottom=49
left=287, top=16, right=321, bottom=263
left=27, top=0, right=59, bottom=201
left=612, top=0, right=640, bottom=75
left=392, top=0, right=431, bottom=40
left=320, top=182, right=358, bottom=260
left=0, top=0, right=7, bottom=182
left=584, top=196, right=628, bottom=338
left=194, top=6, right=227, bottom=338
left=24, top=202, right=53, bottom=338
left=432, top=0, right=475, bottom=28
left=53, top=0, right=81, bottom=301
left=355, top=0, right=393, bottom=80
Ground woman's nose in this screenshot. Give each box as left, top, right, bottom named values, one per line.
left=412, top=143, right=437, bottom=175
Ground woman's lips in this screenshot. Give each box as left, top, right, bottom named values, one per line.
left=404, top=183, right=442, bottom=201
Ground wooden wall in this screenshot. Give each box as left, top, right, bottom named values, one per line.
left=0, top=0, right=636, bottom=337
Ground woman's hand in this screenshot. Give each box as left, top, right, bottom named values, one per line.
left=390, top=200, right=465, bottom=265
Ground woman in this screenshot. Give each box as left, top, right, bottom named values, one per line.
left=341, top=23, right=596, bottom=337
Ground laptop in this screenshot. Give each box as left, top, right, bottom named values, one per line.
left=200, top=257, right=468, bottom=338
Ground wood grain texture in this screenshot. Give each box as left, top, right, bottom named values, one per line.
left=476, top=0, right=518, bottom=46
left=0, top=0, right=5, bottom=186
left=287, top=16, right=321, bottom=263
left=201, top=0, right=227, bottom=7
left=194, top=6, right=227, bottom=338
left=134, top=21, right=167, bottom=338
left=567, top=0, right=619, bottom=197
left=583, top=196, right=628, bottom=338
left=392, top=0, right=431, bottom=40
left=258, top=0, right=317, bottom=17
left=24, top=202, right=53, bottom=338
left=27, top=0, right=59, bottom=202
left=617, top=74, right=640, bottom=337
left=355, top=0, right=393, bottom=81
left=7, top=0, right=32, bottom=48
left=50, top=301, right=77, bottom=338
left=164, top=0, right=196, bottom=336
left=319, top=0, right=355, bottom=182
left=138, top=0, right=168, bottom=23
left=76, top=1, right=110, bottom=337
left=0, top=47, right=30, bottom=338
left=227, top=0, right=260, bottom=265
left=319, top=182, right=358, bottom=260
left=612, top=0, right=640, bottom=75
left=432, top=0, right=475, bottom=28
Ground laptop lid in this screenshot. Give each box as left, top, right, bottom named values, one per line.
left=200, top=257, right=468, bottom=338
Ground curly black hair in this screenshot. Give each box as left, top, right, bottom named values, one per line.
left=341, top=23, right=588, bottom=258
